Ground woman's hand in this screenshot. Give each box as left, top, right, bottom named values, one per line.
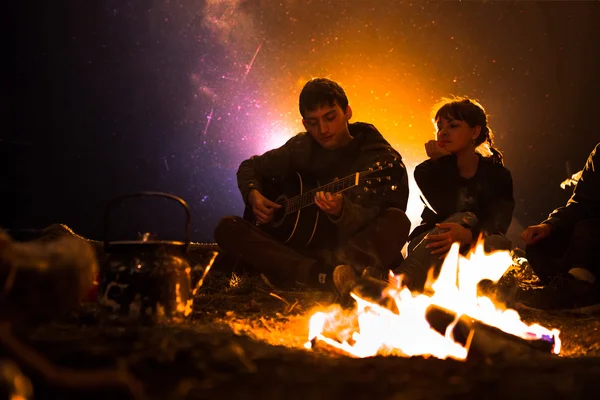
left=315, top=191, right=343, bottom=217
left=425, top=222, right=473, bottom=258
left=248, top=190, right=282, bottom=224
left=425, top=140, right=452, bottom=160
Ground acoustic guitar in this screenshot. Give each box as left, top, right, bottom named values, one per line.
left=243, top=158, right=405, bottom=247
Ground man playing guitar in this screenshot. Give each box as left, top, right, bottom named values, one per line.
left=214, top=78, right=410, bottom=292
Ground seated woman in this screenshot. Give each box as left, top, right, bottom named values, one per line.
left=392, top=96, right=515, bottom=291
left=333, top=96, right=515, bottom=294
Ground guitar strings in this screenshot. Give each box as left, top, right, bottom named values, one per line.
left=279, top=159, right=399, bottom=216
left=283, top=174, right=356, bottom=215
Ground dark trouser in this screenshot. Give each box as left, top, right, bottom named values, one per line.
left=395, top=212, right=512, bottom=291
left=526, top=218, right=600, bottom=283
left=213, top=208, right=411, bottom=288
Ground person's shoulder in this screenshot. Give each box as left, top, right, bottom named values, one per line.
left=282, top=132, right=312, bottom=147
left=479, top=155, right=507, bottom=169
left=352, top=123, right=403, bottom=161
left=256, top=132, right=312, bottom=156
left=351, top=122, right=397, bottom=151
left=479, top=156, right=512, bottom=180
left=415, top=158, right=431, bottom=168
left=349, top=122, right=383, bottom=138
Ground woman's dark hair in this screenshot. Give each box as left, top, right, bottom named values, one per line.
left=299, top=78, right=349, bottom=117
left=433, top=96, right=503, bottom=165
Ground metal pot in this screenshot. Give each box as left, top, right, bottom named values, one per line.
left=97, top=191, right=198, bottom=322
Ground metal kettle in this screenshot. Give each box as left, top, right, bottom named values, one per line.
left=97, top=191, right=201, bottom=322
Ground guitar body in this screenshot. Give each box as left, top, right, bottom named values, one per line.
left=243, top=173, right=335, bottom=248
left=242, top=158, right=404, bottom=248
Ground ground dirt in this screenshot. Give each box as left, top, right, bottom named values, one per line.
left=3, top=236, right=600, bottom=400
left=8, top=270, right=600, bottom=400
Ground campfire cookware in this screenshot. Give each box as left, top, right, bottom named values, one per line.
left=97, top=191, right=200, bottom=322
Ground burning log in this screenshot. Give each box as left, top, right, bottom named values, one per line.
left=307, top=334, right=361, bottom=358
left=424, top=304, right=557, bottom=362
left=306, top=242, right=561, bottom=360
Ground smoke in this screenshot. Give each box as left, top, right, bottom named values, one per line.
left=145, top=0, right=262, bottom=55
left=202, top=0, right=258, bottom=48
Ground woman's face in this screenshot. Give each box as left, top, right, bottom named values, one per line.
left=435, top=116, right=480, bottom=154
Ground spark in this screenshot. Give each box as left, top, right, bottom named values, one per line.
left=242, top=42, right=262, bottom=82
left=164, top=158, right=169, bottom=171
left=203, top=106, right=214, bottom=136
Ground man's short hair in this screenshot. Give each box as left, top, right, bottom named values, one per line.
left=299, top=78, right=349, bottom=117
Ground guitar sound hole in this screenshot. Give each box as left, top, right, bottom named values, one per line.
left=270, top=197, right=287, bottom=227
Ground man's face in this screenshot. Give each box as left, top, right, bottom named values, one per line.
left=302, top=102, right=353, bottom=150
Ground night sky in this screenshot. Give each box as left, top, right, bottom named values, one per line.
left=8, top=0, right=600, bottom=244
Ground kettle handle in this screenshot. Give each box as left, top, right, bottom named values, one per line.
left=103, top=191, right=191, bottom=252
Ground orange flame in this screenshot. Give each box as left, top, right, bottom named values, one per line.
left=305, top=242, right=561, bottom=360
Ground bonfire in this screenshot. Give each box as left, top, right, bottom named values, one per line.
left=305, top=242, right=561, bottom=360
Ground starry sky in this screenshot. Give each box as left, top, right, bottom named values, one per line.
left=9, top=0, right=600, bottom=243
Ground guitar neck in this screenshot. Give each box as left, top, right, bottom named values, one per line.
left=285, top=173, right=359, bottom=214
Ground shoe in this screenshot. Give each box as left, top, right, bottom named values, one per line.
left=332, top=265, right=387, bottom=295
left=333, top=265, right=359, bottom=296
left=333, top=265, right=401, bottom=311
left=514, top=273, right=600, bottom=313
left=477, top=274, right=519, bottom=309
left=509, top=251, right=543, bottom=289
left=361, top=266, right=387, bottom=281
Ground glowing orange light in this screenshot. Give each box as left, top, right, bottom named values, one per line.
left=305, top=242, right=561, bottom=360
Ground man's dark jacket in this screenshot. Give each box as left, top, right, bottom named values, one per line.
left=237, top=122, right=409, bottom=240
